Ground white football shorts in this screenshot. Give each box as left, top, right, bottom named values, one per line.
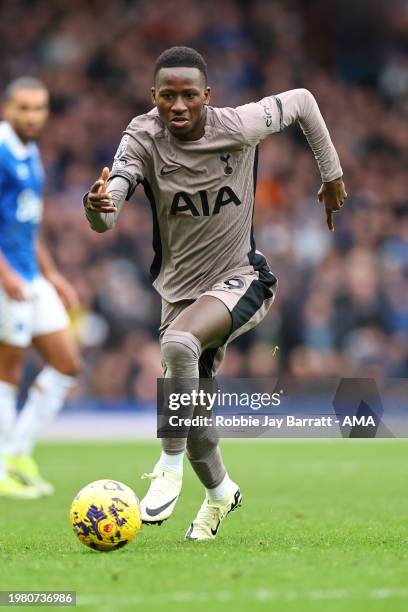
left=0, top=275, right=69, bottom=348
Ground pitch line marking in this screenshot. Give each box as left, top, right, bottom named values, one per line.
left=77, top=586, right=408, bottom=606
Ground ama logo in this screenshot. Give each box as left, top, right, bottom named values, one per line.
left=342, top=415, right=376, bottom=427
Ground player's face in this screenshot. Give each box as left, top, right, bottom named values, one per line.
left=4, top=88, right=49, bottom=142
left=152, top=67, right=210, bottom=141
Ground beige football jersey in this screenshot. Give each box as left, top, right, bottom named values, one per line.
left=104, top=89, right=342, bottom=303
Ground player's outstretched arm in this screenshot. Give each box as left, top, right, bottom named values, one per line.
left=83, top=167, right=128, bottom=233
left=238, top=88, right=347, bottom=230
left=289, top=89, right=347, bottom=231
left=279, top=89, right=347, bottom=231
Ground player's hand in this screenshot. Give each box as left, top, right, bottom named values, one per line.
left=85, top=167, right=117, bottom=213
left=47, top=272, right=80, bottom=310
left=318, top=177, right=347, bottom=232
left=1, top=269, right=28, bottom=301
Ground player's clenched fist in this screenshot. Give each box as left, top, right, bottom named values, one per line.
left=85, top=167, right=117, bottom=213
left=318, top=177, right=347, bottom=232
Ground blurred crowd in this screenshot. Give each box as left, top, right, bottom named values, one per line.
left=1, top=0, right=407, bottom=403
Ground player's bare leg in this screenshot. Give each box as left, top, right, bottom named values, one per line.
left=7, top=329, right=79, bottom=495
left=0, top=343, right=39, bottom=498
left=141, top=296, right=242, bottom=536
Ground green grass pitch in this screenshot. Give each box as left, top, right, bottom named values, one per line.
left=0, top=440, right=407, bottom=611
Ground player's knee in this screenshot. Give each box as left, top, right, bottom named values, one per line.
left=0, top=350, right=23, bottom=385
left=0, top=365, right=22, bottom=386
left=60, top=360, right=80, bottom=378
left=50, top=353, right=81, bottom=377
left=161, top=330, right=201, bottom=372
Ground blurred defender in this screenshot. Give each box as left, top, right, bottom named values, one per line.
left=84, top=47, right=347, bottom=539
left=0, top=78, right=80, bottom=498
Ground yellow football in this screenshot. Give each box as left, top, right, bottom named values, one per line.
left=70, top=479, right=141, bottom=551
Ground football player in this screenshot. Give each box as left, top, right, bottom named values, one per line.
left=0, top=78, right=80, bottom=498
left=84, top=47, right=346, bottom=539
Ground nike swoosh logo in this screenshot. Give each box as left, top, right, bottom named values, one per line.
left=145, top=495, right=178, bottom=517
left=160, top=165, right=183, bottom=176
left=210, top=520, right=221, bottom=536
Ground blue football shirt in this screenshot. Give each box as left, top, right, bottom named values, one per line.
left=0, top=121, right=44, bottom=281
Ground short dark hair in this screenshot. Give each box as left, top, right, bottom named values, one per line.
left=4, top=76, right=47, bottom=101
left=154, top=46, right=207, bottom=85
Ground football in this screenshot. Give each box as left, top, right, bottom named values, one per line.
left=70, top=479, right=141, bottom=551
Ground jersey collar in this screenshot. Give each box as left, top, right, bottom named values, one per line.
left=0, top=121, right=36, bottom=159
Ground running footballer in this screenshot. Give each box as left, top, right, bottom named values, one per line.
left=84, top=46, right=347, bottom=540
